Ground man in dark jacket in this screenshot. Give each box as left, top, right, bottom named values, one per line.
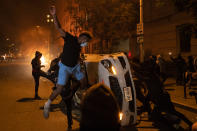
left=31, top=51, right=47, bottom=99
left=187, top=55, right=195, bottom=72
left=171, top=54, right=187, bottom=85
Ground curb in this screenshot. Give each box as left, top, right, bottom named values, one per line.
left=172, top=100, right=197, bottom=113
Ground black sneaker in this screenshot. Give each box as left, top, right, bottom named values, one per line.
left=68, top=120, right=73, bottom=129
left=67, top=125, right=72, bottom=129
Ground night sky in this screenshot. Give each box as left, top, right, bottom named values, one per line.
left=0, top=0, right=51, bottom=41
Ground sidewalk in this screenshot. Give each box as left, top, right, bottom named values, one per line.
left=164, top=78, right=197, bottom=113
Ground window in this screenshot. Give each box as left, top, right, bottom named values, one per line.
left=176, top=24, right=192, bottom=52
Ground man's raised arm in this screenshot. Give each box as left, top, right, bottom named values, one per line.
left=49, top=6, right=66, bottom=37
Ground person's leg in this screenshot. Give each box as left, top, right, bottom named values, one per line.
left=71, top=79, right=80, bottom=94
left=180, top=71, right=185, bottom=85
left=39, top=70, right=48, bottom=77
left=33, top=73, right=40, bottom=98
left=39, top=70, right=56, bottom=83
left=72, top=64, right=85, bottom=88
left=65, top=98, right=73, bottom=128
left=43, top=62, right=70, bottom=119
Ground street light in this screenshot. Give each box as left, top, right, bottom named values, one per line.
left=47, top=19, right=50, bottom=23
left=46, top=14, right=50, bottom=18
left=46, top=14, right=54, bottom=23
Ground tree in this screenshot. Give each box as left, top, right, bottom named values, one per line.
left=77, top=0, right=139, bottom=52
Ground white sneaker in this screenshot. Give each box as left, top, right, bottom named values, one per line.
left=43, top=103, right=50, bottom=119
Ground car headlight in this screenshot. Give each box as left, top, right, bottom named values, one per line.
left=112, top=66, right=117, bottom=75
left=101, top=59, right=116, bottom=75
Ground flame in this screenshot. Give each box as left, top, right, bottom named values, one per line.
left=41, top=56, right=46, bottom=65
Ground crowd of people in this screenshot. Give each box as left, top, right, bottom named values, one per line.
left=143, top=53, right=197, bottom=86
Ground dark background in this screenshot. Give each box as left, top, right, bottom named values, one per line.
left=0, top=0, right=51, bottom=44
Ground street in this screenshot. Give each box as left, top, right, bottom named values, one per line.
left=0, top=62, right=196, bottom=131
left=0, top=62, right=80, bottom=131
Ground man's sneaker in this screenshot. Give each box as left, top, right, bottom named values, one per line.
left=43, top=103, right=50, bottom=119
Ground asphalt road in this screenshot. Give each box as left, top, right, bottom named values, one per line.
left=0, top=62, right=80, bottom=131
left=0, top=62, right=196, bottom=131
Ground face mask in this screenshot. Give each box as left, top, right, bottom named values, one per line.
left=80, top=42, right=88, bottom=47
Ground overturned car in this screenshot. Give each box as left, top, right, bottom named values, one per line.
left=75, top=52, right=137, bottom=126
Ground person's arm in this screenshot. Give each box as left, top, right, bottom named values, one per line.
left=50, top=6, right=66, bottom=37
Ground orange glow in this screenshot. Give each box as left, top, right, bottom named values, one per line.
left=41, top=56, right=46, bottom=65
left=18, top=26, right=51, bottom=70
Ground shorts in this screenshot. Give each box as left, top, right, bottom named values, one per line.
left=57, top=62, right=84, bottom=86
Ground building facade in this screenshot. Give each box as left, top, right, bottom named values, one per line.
left=143, top=0, right=197, bottom=59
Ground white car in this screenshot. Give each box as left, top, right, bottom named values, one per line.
left=74, top=52, right=137, bottom=126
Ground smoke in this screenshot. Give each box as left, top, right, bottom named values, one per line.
left=0, top=0, right=50, bottom=38
left=19, top=26, right=50, bottom=59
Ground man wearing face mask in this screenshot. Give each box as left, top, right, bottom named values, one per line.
left=43, top=6, right=92, bottom=122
